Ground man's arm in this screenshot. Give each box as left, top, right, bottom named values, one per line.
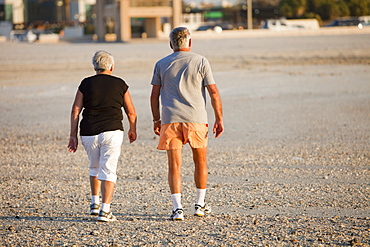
left=206, top=84, right=224, bottom=138
left=123, top=90, right=137, bottom=143
left=68, top=90, right=83, bottom=152
left=150, top=85, right=161, bottom=136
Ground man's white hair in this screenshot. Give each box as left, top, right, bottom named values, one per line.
left=92, top=50, right=114, bottom=72
left=170, top=27, right=191, bottom=50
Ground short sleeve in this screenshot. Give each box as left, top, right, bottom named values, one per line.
left=78, top=78, right=87, bottom=94
left=150, top=63, right=162, bottom=86
left=201, top=57, right=215, bottom=86
left=121, top=79, right=129, bottom=95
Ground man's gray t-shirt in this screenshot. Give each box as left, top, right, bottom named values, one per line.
left=151, top=51, right=216, bottom=125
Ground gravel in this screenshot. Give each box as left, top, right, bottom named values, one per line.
left=0, top=31, right=369, bottom=246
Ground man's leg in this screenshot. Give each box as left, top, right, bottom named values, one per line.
left=167, top=149, right=184, bottom=220
left=192, top=147, right=208, bottom=190
left=167, top=149, right=183, bottom=194
left=192, top=147, right=211, bottom=216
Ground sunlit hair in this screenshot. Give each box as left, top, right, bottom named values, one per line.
left=170, top=27, right=191, bottom=50
left=92, top=50, right=114, bottom=72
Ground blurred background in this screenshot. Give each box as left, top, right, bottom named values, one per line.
left=0, top=0, right=369, bottom=42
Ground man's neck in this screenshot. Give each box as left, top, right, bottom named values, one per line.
left=174, top=48, right=191, bottom=52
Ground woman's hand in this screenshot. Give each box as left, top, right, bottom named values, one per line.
left=128, top=129, right=137, bottom=143
left=68, top=136, right=78, bottom=153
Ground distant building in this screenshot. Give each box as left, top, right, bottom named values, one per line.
left=1, top=0, right=182, bottom=41
left=95, top=0, right=182, bottom=41
left=180, top=13, right=203, bottom=31
left=1, top=0, right=25, bottom=24
left=1, top=0, right=95, bottom=24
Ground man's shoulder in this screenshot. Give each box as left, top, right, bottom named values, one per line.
left=159, top=51, right=204, bottom=59
left=185, top=52, right=208, bottom=63
left=188, top=51, right=203, bottom=57
left=157, top=52, right=176, bottom=61
left=181, top=51, right=205, bottom=59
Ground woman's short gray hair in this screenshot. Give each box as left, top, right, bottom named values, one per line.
left=92, top=50, right=114, bottom=72
left=170, top=27, right=191, bottom=50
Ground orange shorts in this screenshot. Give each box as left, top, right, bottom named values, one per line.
left=157, top=123, right=209, bottom=150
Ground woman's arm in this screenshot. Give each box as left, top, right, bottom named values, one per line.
left=68, top=90, right=83, bottom=152
left=123, top=90, right=137, bottom=143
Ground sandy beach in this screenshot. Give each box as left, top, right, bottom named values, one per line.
left=0, top=29, right=369, bottom=246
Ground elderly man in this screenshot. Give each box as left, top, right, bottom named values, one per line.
left=68, top=50, right=137, bottom=222
left=150, top=27, right=224, bottom=220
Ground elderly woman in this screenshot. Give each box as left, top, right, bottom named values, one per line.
left=68, top=50, right=137, bottom=222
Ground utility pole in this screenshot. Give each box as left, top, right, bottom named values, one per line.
left=247, top=0, right=252, bottom=29
left=64, top=0, right=70, bottom=21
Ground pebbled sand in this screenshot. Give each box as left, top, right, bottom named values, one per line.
left=0, top=30, right=369, bottom=246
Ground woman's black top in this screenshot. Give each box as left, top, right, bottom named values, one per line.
left=78, top=74, right=129, bottom=136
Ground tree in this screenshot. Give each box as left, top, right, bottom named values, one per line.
left=278, top=0, right=369, bottom=22
left=306, top=0, right=324, bottom=13
left=346, top=0, right=370, bottom=16
left=317, top=1, right=343, bottom=20
left=337, top=0, right=350, bottom=17
left=278, top=0, right=307, bottom=18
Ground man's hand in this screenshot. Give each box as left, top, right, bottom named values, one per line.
left=153, top=121, right=161, bottom=136
left=213, top=119, right=224, bottom=138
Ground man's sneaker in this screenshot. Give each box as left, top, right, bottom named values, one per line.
left=170, top=208, right=184, bottom=221
left=97, top=210, right=117, bottom=222
left=194, top=204, right=211, bottom=217
left=90, top=203, right=100, bottom=216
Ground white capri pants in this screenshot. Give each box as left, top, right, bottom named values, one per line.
left=81, top=130, right=124, bottom=183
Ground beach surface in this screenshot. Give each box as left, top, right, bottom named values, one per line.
left=0, top=29, right=369, bottom=246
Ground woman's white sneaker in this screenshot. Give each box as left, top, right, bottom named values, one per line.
left=90, top=203, right=100, bottom=216
left=170, top=208, right=184, bottom=221
left=97, top=210, right=117, bottom=222
left=194, top=204, right=211, bottom=217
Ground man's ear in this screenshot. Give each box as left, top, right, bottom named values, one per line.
left=189, top=38, right=192, bottom=48
left=110, top=65, right=114, bottom=71
left=170, top=41, right=173, bottom=49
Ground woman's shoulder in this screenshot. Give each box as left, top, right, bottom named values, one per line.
left=109, top=74, right=125, bottom=81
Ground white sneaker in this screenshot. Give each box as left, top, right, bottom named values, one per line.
left=170, top=208, right=184, bottom=221
left=97, top=210, right=117, bottom=222
left=194, top=204, right=211, bottom=217
left=90, top=203, right=100, bottom=216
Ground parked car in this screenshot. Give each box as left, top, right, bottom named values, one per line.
left=10, top=30, right=37, bottom=43
left=324, top=18, right=366, bottom=28
left=195, top=25, right=223, bottom=33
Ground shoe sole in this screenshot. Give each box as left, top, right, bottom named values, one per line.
left=194, top=211, right=211, bottom=217
left=97, top=217, right=117, bottom=222
left=90, top=211, right=99, bottom=216
left=172, top=217, right=184, bottom=221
